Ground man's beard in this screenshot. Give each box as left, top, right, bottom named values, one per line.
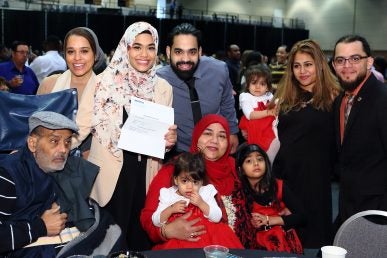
left=170, top=60, right=199, bottom=81
left=338, top=70, right=367, bottom=92
left=35, top=149, right=67, bottom=173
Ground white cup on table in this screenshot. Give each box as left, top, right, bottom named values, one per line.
left=321, top=245, right=347, bottom=258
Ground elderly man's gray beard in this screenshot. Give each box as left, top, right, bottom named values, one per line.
left=35, top=148, right=67, bottom=173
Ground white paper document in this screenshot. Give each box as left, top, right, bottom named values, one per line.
left=117, top=96, right=174, bottom=159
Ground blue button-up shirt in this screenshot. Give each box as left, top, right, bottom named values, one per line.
left=0, top=60, right=39, bottom=95
left=157, top=56, right=238, bottom=152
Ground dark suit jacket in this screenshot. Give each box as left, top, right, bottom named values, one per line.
left=333, top=73, right=387, bottom=224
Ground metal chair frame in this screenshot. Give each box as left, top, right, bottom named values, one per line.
left=333, top=209, right=387, bottom=258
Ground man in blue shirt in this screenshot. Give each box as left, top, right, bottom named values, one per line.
left=0, top=41, right=39, bottom=95
left=157, top=23, right=239, bottom=155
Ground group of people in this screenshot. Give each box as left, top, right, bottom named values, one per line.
left=229, top=34, right=387, bottom=253
left=0, top=19, right=386, bottom=258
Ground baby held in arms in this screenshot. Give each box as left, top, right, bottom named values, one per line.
left=151, top=152, right=242, bottom=249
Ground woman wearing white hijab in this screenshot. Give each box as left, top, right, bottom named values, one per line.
left=88, top=21, right=176, bottom=250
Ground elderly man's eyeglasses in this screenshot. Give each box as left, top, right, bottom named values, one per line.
left=333, top=55, right=368, bottom=66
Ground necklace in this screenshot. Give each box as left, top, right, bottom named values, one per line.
left=299, top=98, right=313, bottom=108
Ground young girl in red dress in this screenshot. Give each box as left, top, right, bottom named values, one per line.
left=235, top=143, right=305, bottom=254
left=151, top=152, right=243, bottom=249
left=238, top=65, right=279, bottom=163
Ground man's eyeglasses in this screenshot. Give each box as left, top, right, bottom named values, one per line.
left=14, top=50, right=29, bottom=55
left=333, top=55, right=368, bottom=66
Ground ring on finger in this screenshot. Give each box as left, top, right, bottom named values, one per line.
left=190, top=232, right=195, bottom=238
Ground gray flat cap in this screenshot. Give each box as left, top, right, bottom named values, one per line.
left=29, top=111, right=79, bottom=134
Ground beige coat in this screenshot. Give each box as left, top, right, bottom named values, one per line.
left=37, top=70, right=96, bottom=149
left=88, top=78, right=173, bottom=207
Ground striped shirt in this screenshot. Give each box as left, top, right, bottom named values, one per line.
left=0, top=168, right=46, bottom=253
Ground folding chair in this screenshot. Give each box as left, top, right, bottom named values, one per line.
left=333, top=210, right=387, bottom=258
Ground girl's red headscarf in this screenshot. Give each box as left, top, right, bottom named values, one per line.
left=189, top=114, right=237, bottom=195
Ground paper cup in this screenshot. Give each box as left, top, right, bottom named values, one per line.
left=321, top=245, right=347, bottom=258
left=15, top=74, right=24, bottom=84
left=203, top=245, right=229, bottom=258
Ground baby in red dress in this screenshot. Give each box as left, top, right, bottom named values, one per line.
left=238, top=64, right=279, bottom=163
left=151, top=152, right=243, bottom=249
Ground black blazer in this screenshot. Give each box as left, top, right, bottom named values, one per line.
left=333, top=73, right=387, bottom=223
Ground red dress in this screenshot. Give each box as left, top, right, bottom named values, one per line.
left=253, top=180, right=303, bottom=254
left=239, top=100, right=275, bottom=151
left=141, top=114, right=244, bottom=249
left=153, top=204, right=243, bottom=250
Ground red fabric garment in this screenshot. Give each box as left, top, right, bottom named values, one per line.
left=238, top=115, right=248, bottom=131
left=231, top=180, right=258, bottom=249
left=256, top=226, right=302, bottom=254
left=140, top=114, right=241, bottom=245
left=189, top=114, right=237, bottom=196
left=205, top=158, right=237, bottom=197
left=141, top=164, right=175, bottom=243
left=153, top=204, right=243, bottom=250
left=189, top=114, right=231, bottom=161
left=253, top=180, right=303, bottom=254
left=238, top=101, right=275, bottom=151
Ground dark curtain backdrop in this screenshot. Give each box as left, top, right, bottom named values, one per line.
left=1, top=10, right=308, bottom=59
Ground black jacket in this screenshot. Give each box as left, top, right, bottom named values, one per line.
left=334, top=73, right=387, bottom=224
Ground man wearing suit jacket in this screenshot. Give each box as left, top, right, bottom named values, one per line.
left=332, top=34, right=387, bottom=226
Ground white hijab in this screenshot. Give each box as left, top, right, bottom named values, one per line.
left=93, top=21, right=159, bottom=156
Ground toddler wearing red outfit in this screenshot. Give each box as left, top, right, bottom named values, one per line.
left=239, top=64, right=279, bottom=162
left=152, top=152, right=241, bottom=249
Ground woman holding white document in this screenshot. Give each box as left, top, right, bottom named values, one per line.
left=88, top=21, right=177, bottom=250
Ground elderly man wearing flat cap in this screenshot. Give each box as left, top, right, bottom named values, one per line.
left=0, top=111, right=122, bottom=257
left=0, top=111, right=77, bottom=257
